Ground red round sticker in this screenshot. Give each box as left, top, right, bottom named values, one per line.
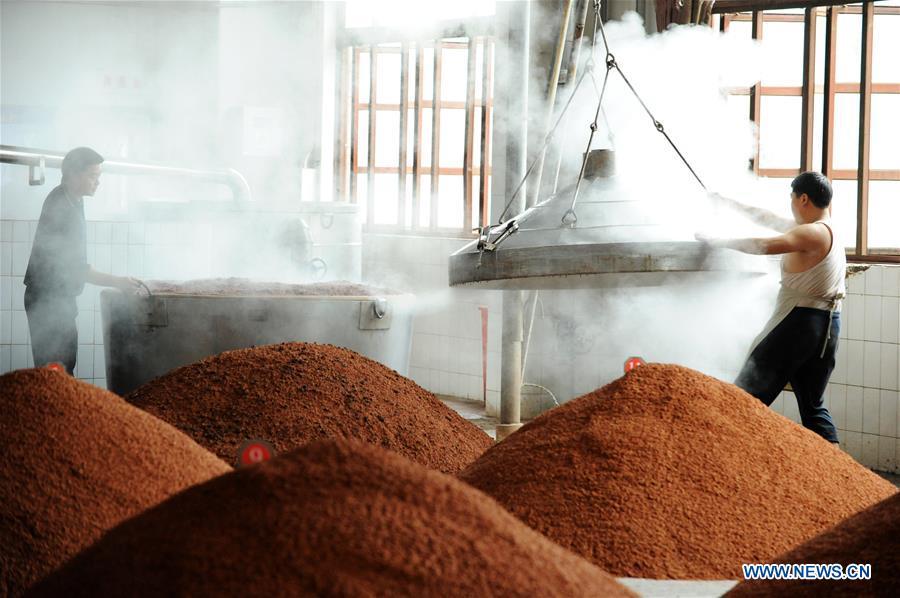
left=237, top=440, right=275, bottom=468
left=46, top=362, right=64, bottom=372
left=624, top=356, right=646, bottom=373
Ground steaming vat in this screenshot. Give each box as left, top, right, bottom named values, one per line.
left=100, top=286, right=414, bottom=396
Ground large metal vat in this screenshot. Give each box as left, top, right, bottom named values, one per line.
left=101, top=288, right=414, bottom=396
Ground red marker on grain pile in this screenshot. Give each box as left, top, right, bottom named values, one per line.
left=624, top=356, right=645, bottom=373
left=237, top=440, right=275, bottom=468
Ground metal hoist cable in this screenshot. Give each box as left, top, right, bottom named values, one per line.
left=563, top=0, right=707, bottom=225
left=482, top=0, right=708, bottom=251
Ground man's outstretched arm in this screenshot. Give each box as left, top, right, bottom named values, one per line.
left=696, top=224, right=822, bottom=256
left=710, top=192, right=795, bottom=233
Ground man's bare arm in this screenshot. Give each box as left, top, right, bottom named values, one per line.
left=710, top=192, right=795, bottom=233
left=696, top=224, right=823, bottom=256
left=86, top=266, right=141, bottom=291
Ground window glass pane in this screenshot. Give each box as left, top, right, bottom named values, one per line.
left=405, top=173, right=414, bottom=227
left=374, top=110, right=400, bottom=167
left=421, top=108, right=433, bottom=167
left=726, top=93, right=750, bottom=126
left=423, top=47, right=435, bottom=101
left=759, top=96, right=801, bottom=169
left=356, top=176, right=368, bottom=219
left=815, top=12, right=826, bottom=86
left=870, top=94, right=900, bottom=170
left=473, top=106, right=482, bottom=166
left=438, top=175, right=464, bottom=229
left=830, top=179, right=858, bottom=251
left=475, top=41, right=484, bottom=103
left=812, top=92, right=824, bottom=171
left=753, top=177, right=794, bottom=217
left=373, top=174, right=398, bottom=225
left=472, top=175, right=482, bottom=228
left=440, top=108, right=466, bottom=169
left=760, top=21, right=804, bottom=86
left=873, top=14, right=900, bottom=82
left=832, top=93, right=859, bottom=170
left=409, top=48, right=417, bottom=102
left=407, top=108, right=416, bottom=168
left=376, top=51, right=401, bottom=104
left=836, top=12, right=862, bottom=83
left=418, top=175, right=432, bottom=227
left=441, top=47, right=469, bottom=103
left=358, top=109, right=369, bottom=165
left=359, top=52, right=371, bottom=104
left=725, top=19, right=752, bottom=39
left=868, top=181, right=900, bottom=251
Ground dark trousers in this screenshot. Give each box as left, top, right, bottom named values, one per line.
left=24, top=287, right=78, bottom=375
left=735, top=307, right=840, bottom=443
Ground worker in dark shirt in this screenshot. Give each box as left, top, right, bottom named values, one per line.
left=24, top=147, right=141, bottom=375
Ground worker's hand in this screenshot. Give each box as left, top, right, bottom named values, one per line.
left=114, top=276, right=144, bottom=294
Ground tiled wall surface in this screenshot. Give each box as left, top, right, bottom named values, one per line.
left=362, top=233, right=503, bottom=412
left=771, top=265, right=900, bottom=474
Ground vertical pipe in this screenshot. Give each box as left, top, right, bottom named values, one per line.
left=800, top=7, right=817, bottom=172
left=430, top=42, right=442, bottom=229
left=367, top=45, right=377, bottom=227
left=463, top=37, right=477, bottom=233
left=412, top=45, right=424, bottom=229
left=478, top=39, right=494, bottom=229
left=526, top=0, right=573, bottom=210
left=821, top=6, right=837, bottom=180
left=497, top=0, right=530, bottom=441
left=749, top=11, right=763, bottom=174
left=856, top=0, right=873, bottom=255
left=334, top=47, right=349, bottom=202
left=399, top=42, right=410, bottom=227
left=350, top=48, right=360, bottom=203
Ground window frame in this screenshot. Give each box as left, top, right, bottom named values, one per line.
left=334, top=27, right=495, bottom=238
left=715, top=1, right=900, bottom=262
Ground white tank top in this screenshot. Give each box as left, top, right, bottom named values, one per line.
left=748, top=221, right=846, bottom=356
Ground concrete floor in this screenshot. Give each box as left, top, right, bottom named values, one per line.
left=439, top=395, right=498, bottom=440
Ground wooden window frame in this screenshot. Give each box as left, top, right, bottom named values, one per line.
left=335, top=38, right=494, bottom=238
left=716, top=2, right=900, bottom=262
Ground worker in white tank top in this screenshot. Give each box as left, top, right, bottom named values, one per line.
left=696, top=172, right=843, bottom=444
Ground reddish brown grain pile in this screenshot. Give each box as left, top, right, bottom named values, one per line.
left=0, top=369, right=230, bottom=597
left=127, top=342, right=492, bottom=474
left=459, top=364, right=897, bottom=580
left=727, top=492, right=899, bottom=596
left=28, top=439, right=634, bottom=598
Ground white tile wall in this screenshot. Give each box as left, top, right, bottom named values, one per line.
left=827, top=266, right=900, bottom=473
left=0, top=218, right=153, bottom=389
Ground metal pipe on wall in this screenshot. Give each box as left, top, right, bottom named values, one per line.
left=0, top=145, right=252, bottom=204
